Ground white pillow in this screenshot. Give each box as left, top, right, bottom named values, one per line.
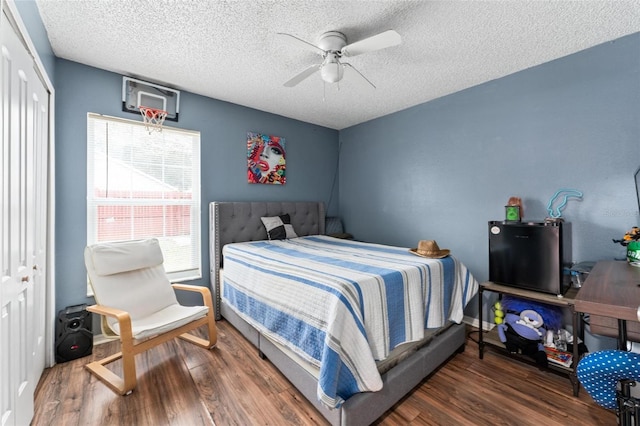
left=89, top=238, right=164, bottom=276
left=260, top=214, right=298, bottom=240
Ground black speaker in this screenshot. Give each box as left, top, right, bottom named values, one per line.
left=55, top=304, right=93, bottom=363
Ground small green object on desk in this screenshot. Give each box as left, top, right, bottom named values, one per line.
left=627, top=241, right=640, bottom=267
left=505, top=205, right=520, bottom=222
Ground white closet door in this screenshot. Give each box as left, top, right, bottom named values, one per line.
left=30, top=62, right=48, bottom=389
left=0, top=6, right=49, bottom=426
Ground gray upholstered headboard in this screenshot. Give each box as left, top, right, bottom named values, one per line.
left=209, top=201, right=326, bottom=320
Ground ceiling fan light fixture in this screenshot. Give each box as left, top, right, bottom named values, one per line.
left=320, top=56, right=344, bottom=83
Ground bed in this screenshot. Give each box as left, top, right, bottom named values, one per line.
left=209, top=201, right=479, bottom=426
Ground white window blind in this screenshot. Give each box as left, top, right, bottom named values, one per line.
left=87, top=113, right=201, bottom=283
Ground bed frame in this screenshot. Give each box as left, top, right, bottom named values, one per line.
left=209, top=201, right=466, bottom=426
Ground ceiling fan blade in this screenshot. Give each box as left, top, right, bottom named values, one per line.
left=341, top=30, right=402, bottom=57
left=277, top=33, right=325, bottom=55
left=283, top=64, right=321, bottom=87
left=343, top=63, right=376, bottom=89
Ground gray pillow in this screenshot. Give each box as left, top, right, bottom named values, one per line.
left=260, top=214, right=298, bottom=240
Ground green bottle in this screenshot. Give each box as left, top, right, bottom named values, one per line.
left=627, top=241, right=640, bottom=267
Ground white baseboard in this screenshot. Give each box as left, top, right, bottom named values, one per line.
left=93, top=333, right=116, bottom=346
left=463, top=315, right=495, bottom=332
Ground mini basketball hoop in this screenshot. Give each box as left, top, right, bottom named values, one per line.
left=139, top=106, right=168, bottom=133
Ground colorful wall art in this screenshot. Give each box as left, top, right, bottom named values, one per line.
left=247, top=132, right=286, bottom=184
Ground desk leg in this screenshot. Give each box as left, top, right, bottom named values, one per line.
left=570, top=307, right=580, bottom=397
left=478, top=287, right=484, bottom=360
left=619, top=319, right=628, bottom=351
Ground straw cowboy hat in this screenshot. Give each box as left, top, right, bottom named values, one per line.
left=409, top=240, right=450, bottom=258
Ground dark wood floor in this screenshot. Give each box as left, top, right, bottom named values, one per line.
left=33, top=321, right=615, bottom=425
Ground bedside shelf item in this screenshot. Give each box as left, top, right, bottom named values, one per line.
left=478, top=281, right=582, bottom=397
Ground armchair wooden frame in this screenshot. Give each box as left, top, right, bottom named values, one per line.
left=85, top=283, right=217, bottom=396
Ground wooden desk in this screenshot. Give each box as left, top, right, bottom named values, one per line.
left=574, top=260, right=640, bottom=348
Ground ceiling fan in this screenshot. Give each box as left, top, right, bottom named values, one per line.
left=277, top=30, right=402, bottom=89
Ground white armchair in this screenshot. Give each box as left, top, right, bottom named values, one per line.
left=84, top=238, right=217, bottom=395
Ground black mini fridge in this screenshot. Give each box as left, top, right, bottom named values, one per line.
left=488, top=220, right=571, bottom=295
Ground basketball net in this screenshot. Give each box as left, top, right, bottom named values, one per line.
left=139, top=106, right=168, bottom=134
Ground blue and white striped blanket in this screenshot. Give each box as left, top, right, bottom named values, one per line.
left=222, top=236, right=478, bottom=409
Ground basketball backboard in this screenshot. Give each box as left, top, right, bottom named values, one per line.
left=122, top=76, right=180, bottom=122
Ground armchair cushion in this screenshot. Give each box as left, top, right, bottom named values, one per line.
left=85, top=239, right=180, bottom=330
left=89, top=238, right=164, bottom=276
left=110, top=304, right=209, bottom=340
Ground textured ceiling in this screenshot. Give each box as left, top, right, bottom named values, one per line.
left=35, top=0, right=640, bottom=130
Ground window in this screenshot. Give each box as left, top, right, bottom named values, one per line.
left=87, top=113, right=201, bottom=284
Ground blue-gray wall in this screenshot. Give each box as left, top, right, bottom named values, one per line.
left=339, top=32, right=640, bottom=350
left=54, top=59, right=339, bottom=312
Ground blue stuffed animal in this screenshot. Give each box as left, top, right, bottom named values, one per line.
left=498, top=309, right=548, bottom=366
left=496, top=296, right=563, bottom=367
